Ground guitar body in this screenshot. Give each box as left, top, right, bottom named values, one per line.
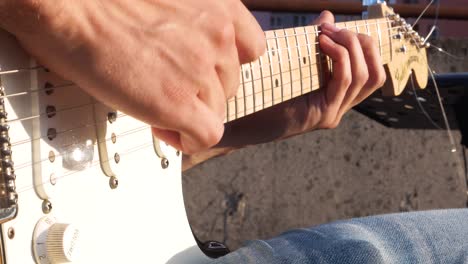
left=0, top=31, right=207, bottom=263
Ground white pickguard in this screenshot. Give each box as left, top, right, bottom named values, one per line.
left=0, top=31, right=210, bottom=263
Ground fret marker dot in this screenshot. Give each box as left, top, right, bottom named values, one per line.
left=303, top=57, right=307, bottom=65
left=272, top=50, right=276, bottom=56
left=245, top=70, right=250, bottom=79
left=275, top=79, right=279, bottom=87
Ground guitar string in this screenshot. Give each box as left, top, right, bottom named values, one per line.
left=0, top=19, right=398, bottom=76
left=14, top=123, right=150, bottom=170
left=15, top=140, right=156, bottom=194
left=6, top=45, right=398, bottom=151
left=405, top=26, right=458, bottom=153
left=409, top=74, right=442, bottom=130
left=0, top=20, right=404, bottom=89
left=264, top=19, right=392, bottom=40
left=0, top=26, right=401, bottom=102
left=7, top=43, right=413, bottom=148
left=10, top=113, right=128, bottom=147
left=0, top=20, right=396, bottom=76
left=4, top=44, right=396, bottom=125
left=427, top=64, right=457, bottom=153
left=0, top=21, right=406, bottom=105
left=10, top=45, right=424, bottom=171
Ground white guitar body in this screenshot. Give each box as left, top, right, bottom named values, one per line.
left=0, top=31, right=209, bottom=263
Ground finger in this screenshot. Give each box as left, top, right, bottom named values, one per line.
left=317, top=33, right=351, bottom=128
left=311, top=10, right=335, bottom=26
left=231, top=1, right=266, bottom=63
left=215, top=32, right=241, bottom=99
left=152, top=128, right=182, bottom=151
left=350, top=34, right=387, bottom=107
left=198, top=69, right=228, bottom=120
left=321, top=23, right=369, bottom=118
left=154, top=91, right=225, bottom=154
left=178, top=99, right=225, bottom=154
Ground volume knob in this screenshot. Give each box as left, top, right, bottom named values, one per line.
left=46, top=223, right=80, bottom=263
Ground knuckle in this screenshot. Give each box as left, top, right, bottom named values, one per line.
left=340, top=30, right=358, bottom=46
left=368, top=66, right=386, bottom=88
left=203, top=125, right=224, bottom=147
left=226, top=85, right=239, bottom=99
left=339, top=71, right=352, bottom=87
left=377, top=68, right=387, bottom=87
left=359, top=34, right=374, bottom=46
left=243, top=31, right=267, bottom=62
left=213, top=21, right=236, bottom=48
left=253, top=32, right=267, bottom=57
left=336, top=46, right=349, bottom=61
left=356, top=69, right=369, bottom=85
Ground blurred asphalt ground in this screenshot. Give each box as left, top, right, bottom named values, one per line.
left=183, top=39, right=468, bottom=250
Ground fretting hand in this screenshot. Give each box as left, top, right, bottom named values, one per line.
left=184, top=11, right=387, bottom=170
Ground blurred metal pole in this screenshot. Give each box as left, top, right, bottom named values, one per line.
left=242, top=0, right=468, bottom=20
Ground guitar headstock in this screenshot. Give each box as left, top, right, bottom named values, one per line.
left=368, top=3, right=429, bottom=96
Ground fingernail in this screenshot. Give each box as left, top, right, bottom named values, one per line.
left=321, top=23, right=340, bottom=33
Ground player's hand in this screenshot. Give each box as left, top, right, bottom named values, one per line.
left=218, top=11, right=386, bottom=147
left=0, top=0, right=265, bottom=154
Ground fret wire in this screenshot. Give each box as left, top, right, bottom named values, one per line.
left=238, top=47, right=395, bottom=87
left=377, top=22, right=383, bottom=58
left=365, top=20, right=371, bottom=37
left=229, top=60, right=326, bottom=105
left=261, top=25, right=400, bottom=57
left=266, top=37, right=275, bottom=108
left=0, top=25, right=398, bottom=103
left=226, top=91, right=230, bottom=122
left=304, top=27, right=314, bottom=96
left=355, top=20, right=360, bottom=34
left=283, top=28, right=294, bottom=101
left=273, top=30, right=285, bottom=103
left=250, top=62, right=256, bottom=113
left=230, top=42, right=408, bottom=111
left=293, top=27, right=304, bottom=95
left=234, top=86, right=239, bottom=119
left=314, top=26, right=324, bottom=88
left=241, top=64, right=247, bottom=116
left=385, top=17, right=394, bottom=62
left=259, top=54, right=266, bottom=110
left=228, top=82, right=321, bottom=119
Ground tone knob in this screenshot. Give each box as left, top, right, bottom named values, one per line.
left=46, top=223, right=80, bottom=263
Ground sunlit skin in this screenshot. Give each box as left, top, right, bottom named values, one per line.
left=0, top=1, right=385, bottom=162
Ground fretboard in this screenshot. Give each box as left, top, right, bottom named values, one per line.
left=225, top=17, right=392, bottom=123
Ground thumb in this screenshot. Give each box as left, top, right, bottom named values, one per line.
left=312, top=10, right=335, bottom=26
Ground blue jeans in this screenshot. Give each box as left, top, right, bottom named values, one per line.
left=210, top=209, right=468, bottom=263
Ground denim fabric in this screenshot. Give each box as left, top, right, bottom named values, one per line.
left=210, top=209, right=468, bottom=264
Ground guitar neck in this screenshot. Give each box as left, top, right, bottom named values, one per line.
left=226, top=17, right=392, bottom=123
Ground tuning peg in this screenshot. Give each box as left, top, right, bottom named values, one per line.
left=389, top=14, right=400, bottom=21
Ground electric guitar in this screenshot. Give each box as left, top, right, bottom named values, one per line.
left=0, top=3, right=428, bottom=263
